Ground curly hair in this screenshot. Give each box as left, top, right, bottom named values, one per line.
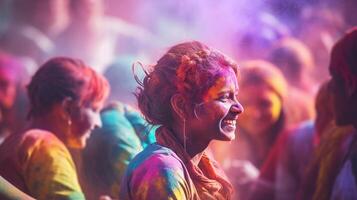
left=136, top=41, right=238, bottom=127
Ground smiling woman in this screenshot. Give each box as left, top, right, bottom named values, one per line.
left=0, top=57, right=109, bottom=200
left=119, top=41, right=243, bottom=200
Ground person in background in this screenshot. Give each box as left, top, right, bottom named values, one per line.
left=300, top=27, right=357, bottom=200
left=248, top=80, right=351, bottom=200
left=273, top=82, right=335, bottom=200
left=120, top=41, right=243, bottom=199
left=54, top=0, right=109, bottom=71
left=54, top=0, right=152, bottom=72
left=268, top=37, right=316, bottom=93
left=0, top=57, right=109, bottom=199
left=268, top=37, right=316, bottom=125
left=0, top=51, right=27, bottom=144
left=0, top=0, right=70, bottom=68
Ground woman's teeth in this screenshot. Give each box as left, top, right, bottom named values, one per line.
left=224, top=120, right=236, bottom=126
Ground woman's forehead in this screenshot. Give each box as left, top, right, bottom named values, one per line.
left=219, top=68, right=238, bottom=83
left=202, top=70, right=238, bottom=96
left=216, top=71, right=238, bottom=86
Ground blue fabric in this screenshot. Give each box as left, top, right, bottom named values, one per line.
left=82, top=101, right=156, bottom=199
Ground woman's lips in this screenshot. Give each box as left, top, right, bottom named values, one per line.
left=221, top=119, right=237, bottom=132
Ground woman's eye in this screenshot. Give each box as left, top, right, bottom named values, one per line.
left=218, top=94, right=230, bottom=102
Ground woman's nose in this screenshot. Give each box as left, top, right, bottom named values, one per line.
left=230, top=102, right=244, bottom=114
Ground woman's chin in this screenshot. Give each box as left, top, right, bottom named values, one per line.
left=218, top=127, right=236, bottom=141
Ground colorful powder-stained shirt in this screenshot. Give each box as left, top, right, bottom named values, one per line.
left=0, top=129, right=85, bottom=200
left=119, top=143, right=196, bottom=200
left=120, top=126, right=233, bottom=200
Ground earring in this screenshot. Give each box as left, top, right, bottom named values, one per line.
left=67, top=117, right=72, bottom=135
left=183, top=118, right=187, bottom=152
left=193, top=102, right=205, bottom=120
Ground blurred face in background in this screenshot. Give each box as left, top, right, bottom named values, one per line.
left=67, top=102, right=103, bottom=149
left=238, top=84, right=282, bottom=136
left=29, top=0, right=70, bottom=35
left=0, top=68, right=16, bottom=125
left=0, top=68, right=16, bottom=110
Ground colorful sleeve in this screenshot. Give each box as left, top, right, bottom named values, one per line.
left=125, top=158, right=191, bottom=200
left=22, top=137, right=85, bottom=200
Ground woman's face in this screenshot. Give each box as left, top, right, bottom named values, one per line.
left=0, top=69, right=17, bottom=109
left=238, top=84, right=282, bottom=136
left=189, top=68, right=243, bottom=142
left=68, top=104, right=102, bottom=148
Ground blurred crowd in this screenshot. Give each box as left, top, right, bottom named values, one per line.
left=0, top=0, right=356, bottom=199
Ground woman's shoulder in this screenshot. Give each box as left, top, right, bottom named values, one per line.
left=8, top=129, right=69, bottom=163
left=1, top=129, right=64, bottom=153
left=0, top=129, right=71, bottom=175
left=22, top=129, right=59, bottom=139
left=127, top=143, right=185, bottom=173
left=121, top=144, right=192, bottom=200
left=20, top=129, right=66, bottom=149
left=123, top=143, right=188, bottom=186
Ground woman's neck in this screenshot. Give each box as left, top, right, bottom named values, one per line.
left=28, top=114, right=67, bottom=142
left=171, top=124, right=210, bottom=165
left=182, top=142, right=209, bottom=167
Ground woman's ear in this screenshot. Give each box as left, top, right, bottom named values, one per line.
left=61, top=97, right=74, bottom=119
left=170, top=94, right=187, bottom=120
